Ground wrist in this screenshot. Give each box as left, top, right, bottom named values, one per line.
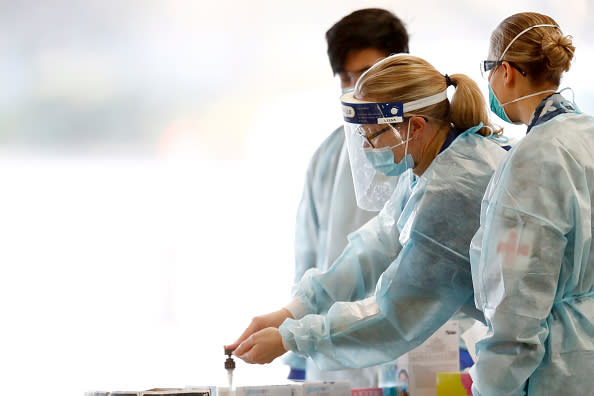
left=284, top=297, right=306, bottom=319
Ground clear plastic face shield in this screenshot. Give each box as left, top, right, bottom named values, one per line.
left=341, top=89, right=448, bottom=211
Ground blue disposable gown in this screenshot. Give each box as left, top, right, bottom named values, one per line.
left=470, top=94, right=594, bottom=395
left=291, top=126, right=380, bottom=384
left=280, top=128, right=507, bottom=370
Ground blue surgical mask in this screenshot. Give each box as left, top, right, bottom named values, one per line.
left=365, top=146, right=414, bottom=176
left=489, top=84, right=555, bottom=126
left=489, top=85, right=514, bottom=124
left=364, top=122, right=414, bottom=177
left=342, top=87, right=355, bottom=95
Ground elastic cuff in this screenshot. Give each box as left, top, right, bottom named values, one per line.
left=279, top=322, right=298, bottom=353
left=285, top=297, right=307, bottom=319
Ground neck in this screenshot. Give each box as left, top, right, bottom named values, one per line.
left=506, top=82, right=558, bottom=125
left=515, top=91, right=556, bottom=124
left=413, top=127, right=449, bottom=176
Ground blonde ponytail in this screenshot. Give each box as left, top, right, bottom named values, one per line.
left=448, top=74, right=501, bottom=136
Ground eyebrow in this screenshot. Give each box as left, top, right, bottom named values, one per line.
left=340, top=66, right=373, bottom=76
left=353, top=65, right=373, bottom=75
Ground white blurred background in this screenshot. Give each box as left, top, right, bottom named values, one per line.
left=0, top=1, right=592, bottom=395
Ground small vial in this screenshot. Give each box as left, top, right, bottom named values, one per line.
left=224, top=347, right=236, bottom=392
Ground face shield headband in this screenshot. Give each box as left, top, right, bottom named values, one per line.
left=340, top=89, right=448, bottom=211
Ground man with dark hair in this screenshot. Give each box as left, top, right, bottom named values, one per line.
left=289, top=8, right=409, bottom=387
left=326, top=8, right=409, bottom=88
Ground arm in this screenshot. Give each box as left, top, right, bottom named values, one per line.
left=280, top=234, right=474, bottom=370
left=288, top=172, right=412, bottom=319
left=234, top=173, right=412, bottom=366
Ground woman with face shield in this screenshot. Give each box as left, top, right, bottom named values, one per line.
left=469, top=12, right=594, bottom=396
left=226, top=54, right=508, bottom=371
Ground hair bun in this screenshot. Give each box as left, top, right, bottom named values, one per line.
left=541, top=33, right=575, bottom=72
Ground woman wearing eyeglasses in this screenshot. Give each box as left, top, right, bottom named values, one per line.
left=469, top=12, right=594, bottom=396
left=226, top=54, right=509, bottom=372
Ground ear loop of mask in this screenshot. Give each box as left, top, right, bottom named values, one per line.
left=500, top=89, right=557, bottom=107
left=390, top=122, right=414, bottom=150
left=401, top=118, right=415, bottom=188
left=402, top=119, right=411, bottom=161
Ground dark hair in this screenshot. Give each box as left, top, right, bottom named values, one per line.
left=326, top=8, right=409, bottom=75
left=398, top=369, right=409, bottom=379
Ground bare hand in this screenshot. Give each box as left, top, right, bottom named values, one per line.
left=233, top=327, right=287, bottom=364
left=224, top=308, right=293, bottom=351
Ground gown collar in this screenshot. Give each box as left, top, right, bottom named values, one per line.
left=527, top=92, right=579, bottom=133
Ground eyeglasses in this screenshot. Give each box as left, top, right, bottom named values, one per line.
left=479, top=60, right=526, bottom=79
left=356, top=124, right=394, bottom=148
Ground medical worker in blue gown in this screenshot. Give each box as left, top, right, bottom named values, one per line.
left=227, top=54, right=508, bottom=370
left=470, top=12, right=594, bottom=396
left=289, top=9, right=410, bottom=385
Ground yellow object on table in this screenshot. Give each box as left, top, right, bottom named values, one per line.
left=436, top=372, right=473, bottom=396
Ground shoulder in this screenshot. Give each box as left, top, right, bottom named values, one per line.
left=510, top=113, right=593, bottom=171
left=492, top=113, right=594, bottom=226
left=306, top=126, right=345, bottom=169
left=427, top=133, right=507, bottom=190
left=315, top=126, right=345, bottom=156
left=413, top=134, right=507, bottom=228
left=302, top=125, right=347, bottom=189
